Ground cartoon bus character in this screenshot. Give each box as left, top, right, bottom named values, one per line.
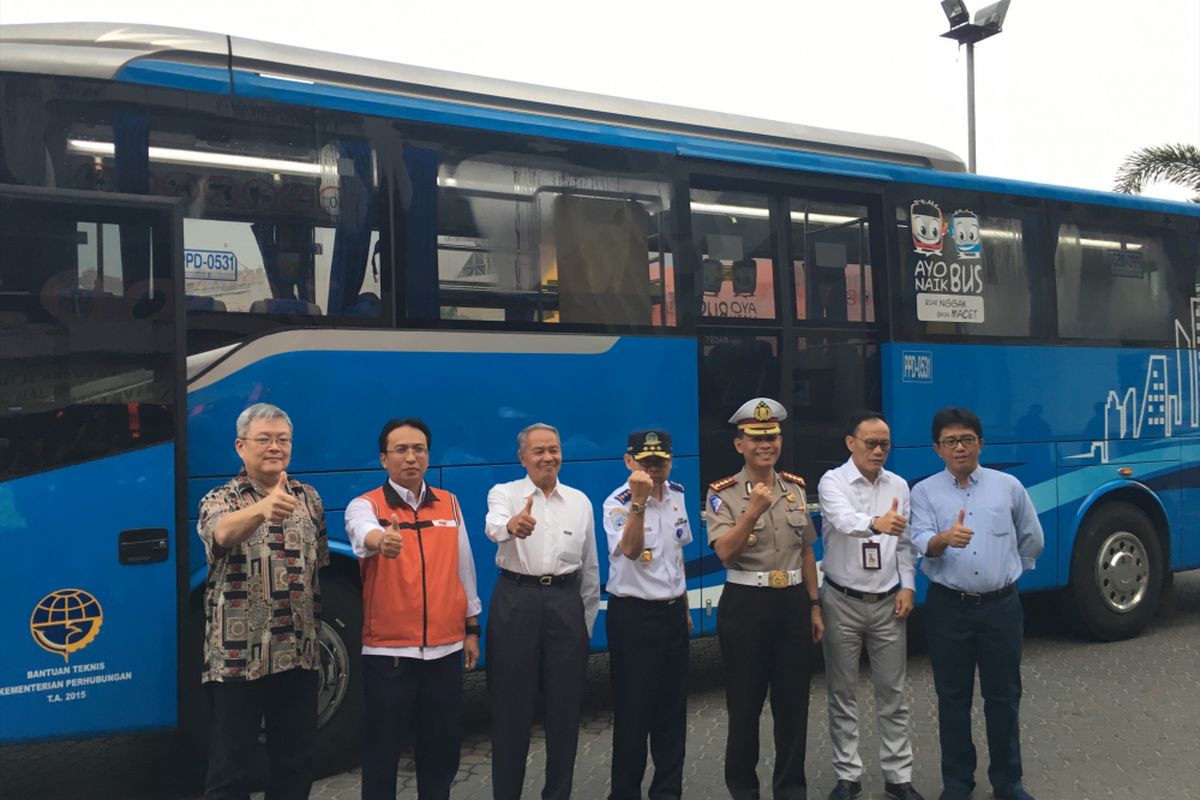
left=910, top=200, right=946, bottom=256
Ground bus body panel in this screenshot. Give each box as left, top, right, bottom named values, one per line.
left=884, top=342, right=1199, bottom=587
left=0, top=445, right=179, bottom=742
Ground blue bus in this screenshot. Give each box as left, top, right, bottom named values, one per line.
left=2, top=22, right=1196, bottom=771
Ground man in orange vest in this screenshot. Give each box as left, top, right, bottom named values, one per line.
left=344, top=418, right=482, bottom=800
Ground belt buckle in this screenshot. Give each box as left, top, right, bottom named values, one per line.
left=767, top=569, right=788, bottom=589
left=962, top=590, right=982, bottom=604
left=539, top=575, right=553, bottom=587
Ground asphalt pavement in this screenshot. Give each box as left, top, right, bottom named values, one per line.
left=3, top=572, right=1198, bottom=800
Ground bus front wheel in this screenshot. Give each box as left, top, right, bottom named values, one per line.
left=1069, top=501, right=1164, bottom=641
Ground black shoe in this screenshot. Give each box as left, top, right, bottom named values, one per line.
left=885, top=782, right=927, bottom=800
left=993, top=788, right=1035, bottom=800
left=828, top=780, right=862, bottom=800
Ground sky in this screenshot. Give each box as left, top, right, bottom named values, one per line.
left=2, top=0, right=1197, bottom=201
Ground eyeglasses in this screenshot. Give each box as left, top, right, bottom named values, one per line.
left=386, top=445, right=429, bottom=456
left=939, top=435, right=979, bottom=449
left=853, top=437, right=891, bottom=451
left=241, top=435, right=292, bottom=448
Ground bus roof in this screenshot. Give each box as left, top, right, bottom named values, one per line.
left=0, top=21, right=966, bottom=172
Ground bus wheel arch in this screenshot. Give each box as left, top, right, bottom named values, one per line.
left=1068, top=490, right=1168, bottom=641
left=313, top=556, right=364, bottom=774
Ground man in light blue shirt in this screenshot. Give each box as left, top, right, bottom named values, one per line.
left=909, top=408, right=1044, bottom=800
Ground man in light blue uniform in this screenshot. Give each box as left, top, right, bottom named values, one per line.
left=909, top=408, right=1044, bottom=800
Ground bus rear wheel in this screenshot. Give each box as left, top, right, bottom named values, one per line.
left=1069, top=502, right=1163, bottom=641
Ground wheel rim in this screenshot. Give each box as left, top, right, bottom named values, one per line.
left=316, top=619, right=350, bottom=727
left=1094, top=530, right=1149, bottom=613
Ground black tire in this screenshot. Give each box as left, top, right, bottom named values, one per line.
left=313, top=570, right=364, bottom=775
left=1069, top=501, right=1164, bottom=641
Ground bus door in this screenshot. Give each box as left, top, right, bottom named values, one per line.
left=688, top=177, right=883, bottom=625
left=0, top=186, right=186, bottom=742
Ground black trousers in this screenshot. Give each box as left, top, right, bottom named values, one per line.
left=717, top=584, right=815, bottom=800
left=487, top=574, right=590, bottom=800
left=606, top=594, right=689, bottom=800
left=204, top=667, right=318, bottom=800
left=925, top=584, right=1025, bottom=799
left=361, top=652, right=464, bottom=800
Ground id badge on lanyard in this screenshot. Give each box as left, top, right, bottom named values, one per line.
left=862, top=541, right=882, bottom=570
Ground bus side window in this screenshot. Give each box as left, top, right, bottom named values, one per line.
left=424, top=138, right=676, bottom=328
left=895, top=189, right=1043, bottom=339
left=690, top=189, right=778, bottom=322
left=790, top=199, right=873, bottom=323
left=1055, top=210, right=1189, bottom=344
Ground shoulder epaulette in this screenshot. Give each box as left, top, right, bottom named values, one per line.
left=668, top=480, right=685, bottom=493
left=615, top=488, right=632, bottom=504
left=780, top=471, right=806, bottom=488
left=708, top=476, right=737, bottom=492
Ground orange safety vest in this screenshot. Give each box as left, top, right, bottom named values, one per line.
left=358, top=483, right=467, bottom=648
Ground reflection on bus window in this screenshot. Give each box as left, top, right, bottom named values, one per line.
left=430, top=149, right=675, bottom=327
left=1056, top=224, right=1178, bottom=342
left=691, top=190, right=777, bottom=321
left=790, top=200, right=873, bottom=322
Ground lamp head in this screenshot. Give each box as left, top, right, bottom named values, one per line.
left=941, top=0, right=970, bottom=28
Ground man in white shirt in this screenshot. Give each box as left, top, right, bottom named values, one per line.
left=484, top=422, right=600, bottom=800
left=344, top=417, right=483, bottom=800
left=817, top=412, right=924, bottom=800
left=602, top=430, right=692, bottom=800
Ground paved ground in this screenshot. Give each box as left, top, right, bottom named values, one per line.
left=4, top=572, right=1199, bottom=800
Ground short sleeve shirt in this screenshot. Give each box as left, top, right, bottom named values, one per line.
left=704, top=467, right=816, bottom=572
left=197, top=470, right=329, bottom=682
left=602, top=480, right=693, bottom=600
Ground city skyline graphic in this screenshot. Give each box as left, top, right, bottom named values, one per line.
left=1080, top=297, right=1200, bottom=463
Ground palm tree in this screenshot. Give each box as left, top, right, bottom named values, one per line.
left=1113, top=143, right=1200, bottom=202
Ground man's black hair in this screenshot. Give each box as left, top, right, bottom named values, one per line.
left=378, top=418, right=432, bottom=452
left=845, top=410, right=888, bottom=438
left=931, top=407, right=983, bottom=443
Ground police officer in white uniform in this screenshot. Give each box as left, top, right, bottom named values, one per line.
left=705, top=398, right=823, bottom=800
left=818, top=412, right=924, bottom=800
left=603, top=430, right=692, bottom=800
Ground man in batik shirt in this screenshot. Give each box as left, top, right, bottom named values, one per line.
left=197, top=402, right=329, bottom=800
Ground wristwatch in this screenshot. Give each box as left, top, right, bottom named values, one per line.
left=630, top=502, right=645, bottom=514
left=465, top=623, right=481, bottom=637
left=809, top=597, right=822, bottom=608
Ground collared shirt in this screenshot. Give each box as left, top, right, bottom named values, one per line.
left=345, top=479, right=482, bottom=660
left=197, top=470, right=329, bottom=683
left=909, top=466, right=1045, bottom=593
left=705, top=466, right=817, bottom=573
left=818, top=457, right=918, bottom=593
left=602, top=480, right=693, bottom=600
left=485, top=475, right=601, bottom=635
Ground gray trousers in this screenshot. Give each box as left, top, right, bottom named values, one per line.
left=822, top=585, right=913, bottom=784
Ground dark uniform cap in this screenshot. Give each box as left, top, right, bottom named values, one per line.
left=627, top=430, right=672, bottom=460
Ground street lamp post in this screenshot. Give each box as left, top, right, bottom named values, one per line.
left=940, top=0, right=1011, bottom=173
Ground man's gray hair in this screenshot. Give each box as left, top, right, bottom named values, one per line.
left=236, top=403, right=293, bottom=438
left=517, top=422, right=560, bottom=452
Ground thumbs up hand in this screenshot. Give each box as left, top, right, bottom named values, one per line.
left=379, top=513, right=404, bottom=558
left=507, top=495, right=537, bottom=539
left=873, top=496, right=909, bottom=536
left=942, top=508, right=974, bottom=548
left=260, top=471, right=298, bottom=524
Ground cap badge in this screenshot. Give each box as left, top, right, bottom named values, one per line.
left=753, top=401, right=772, bottom=422
left=645, top=432, right=660, bottom=445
